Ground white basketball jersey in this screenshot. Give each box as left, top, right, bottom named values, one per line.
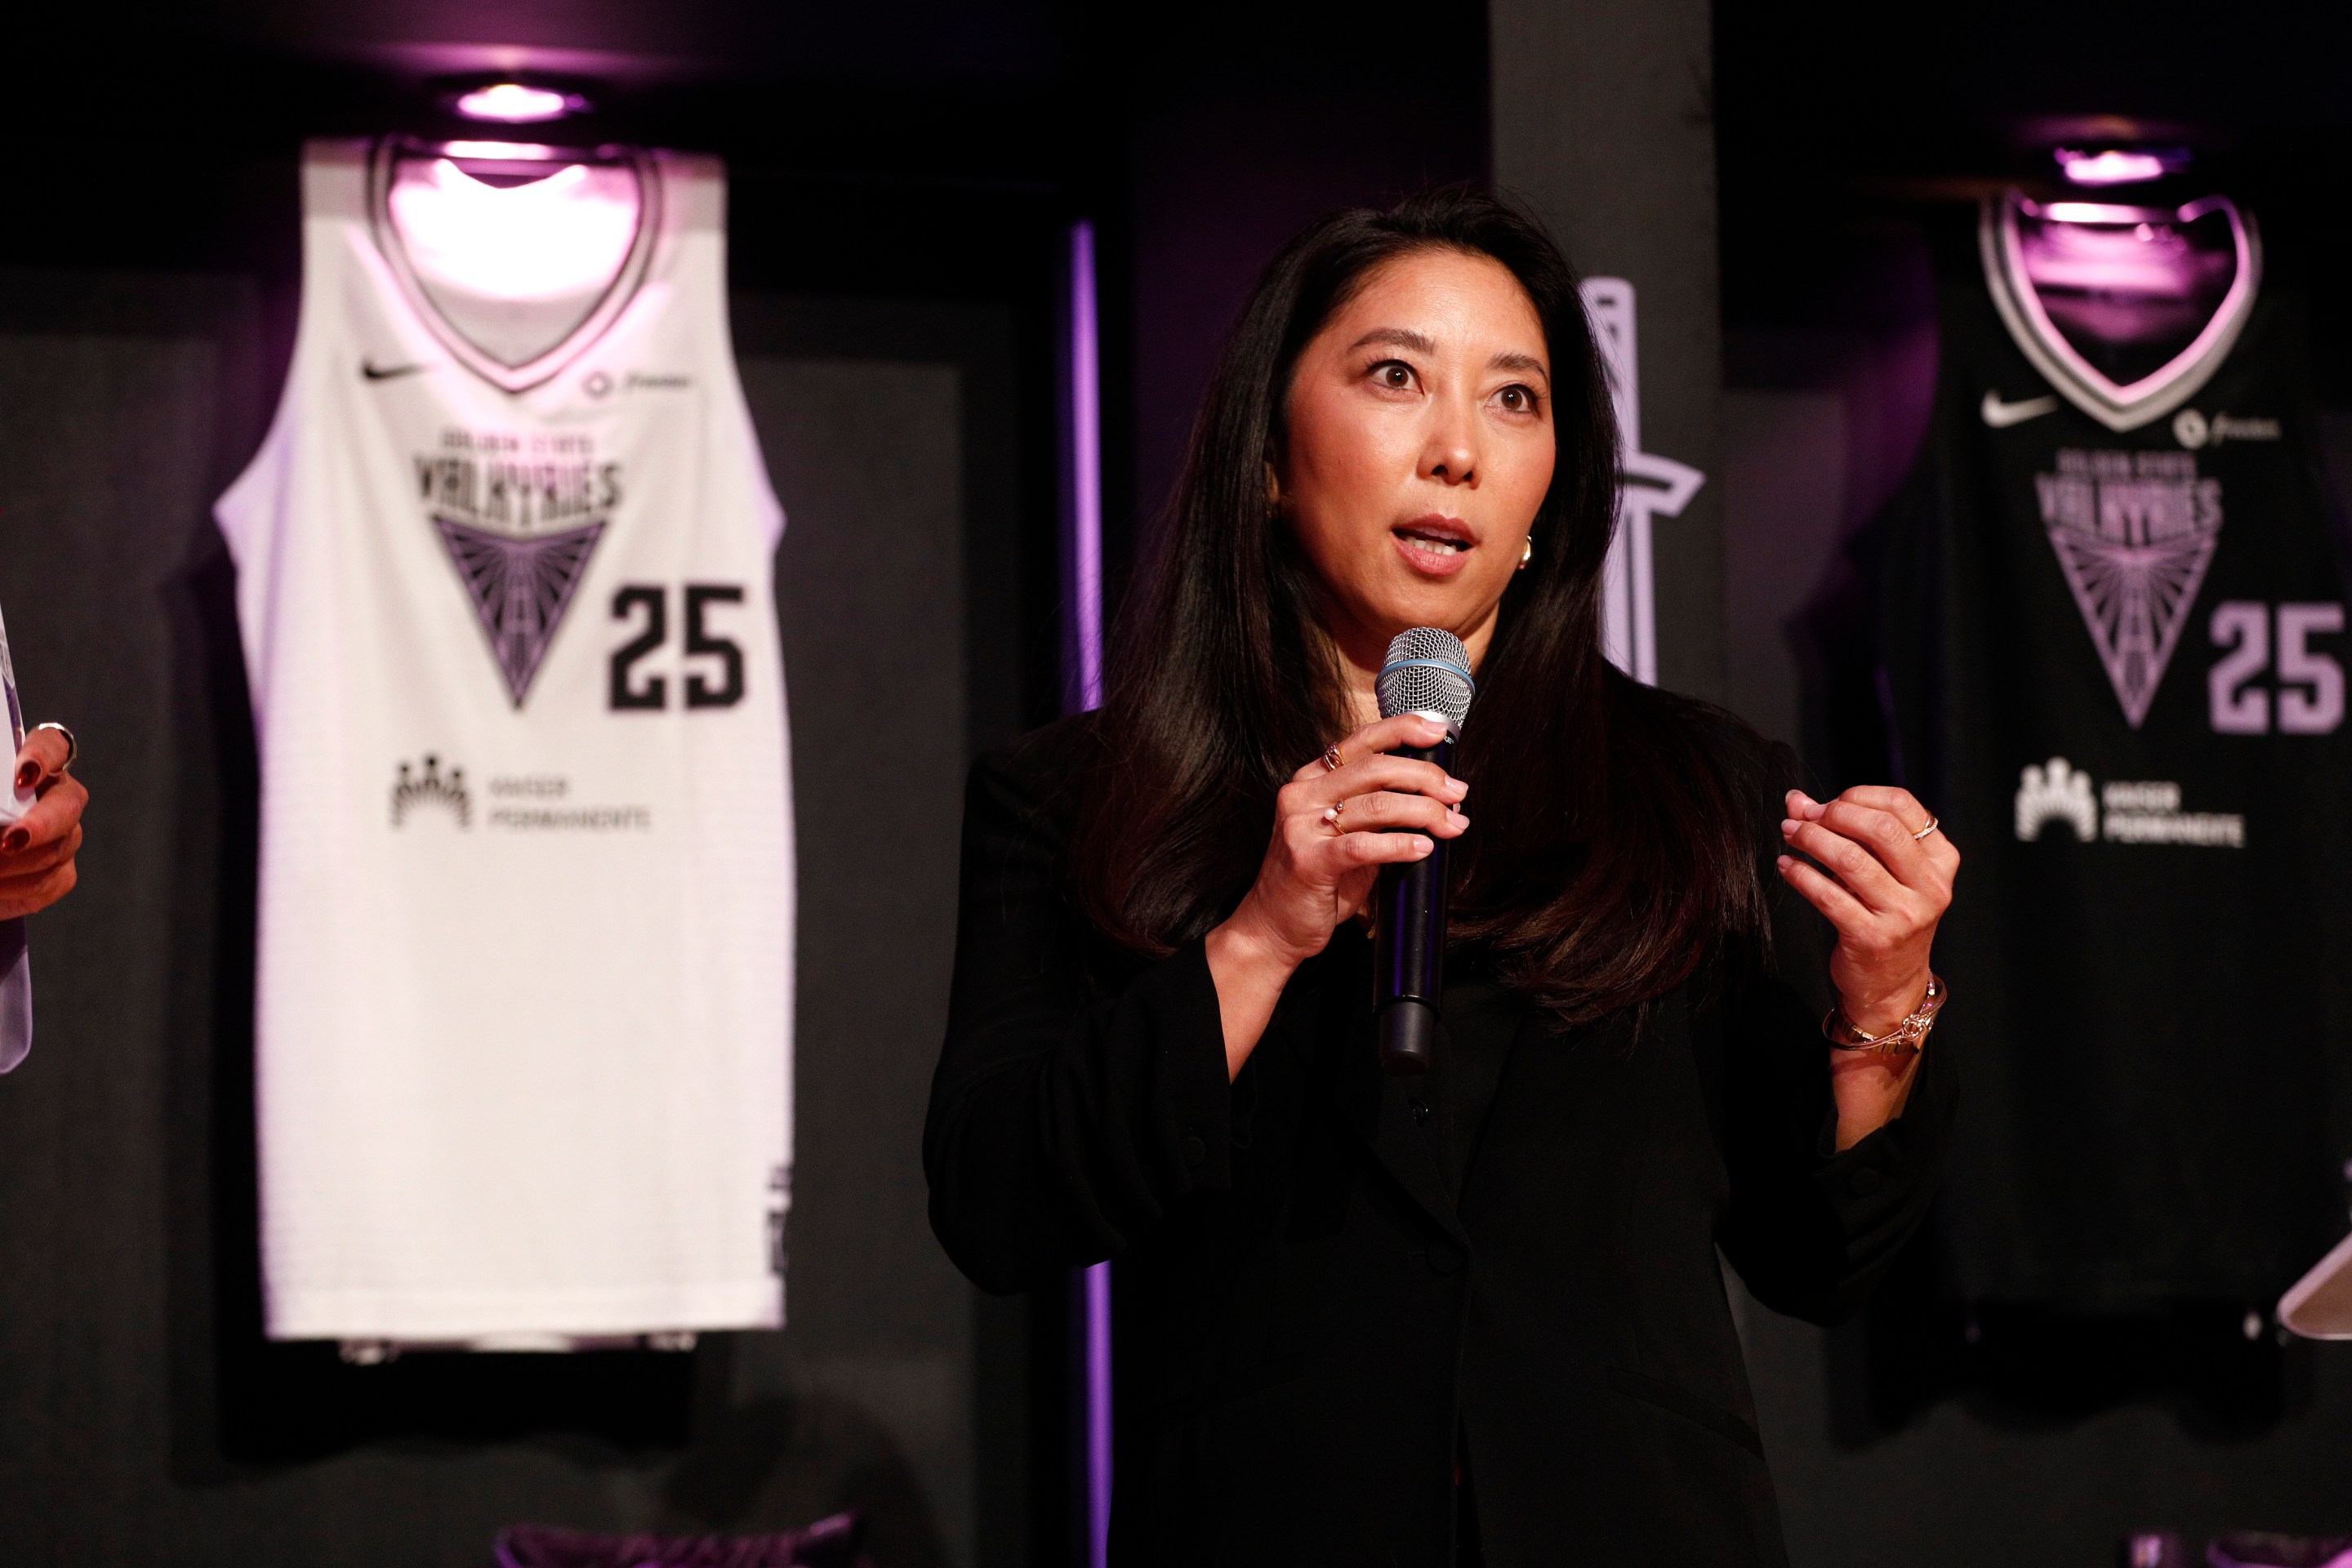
left=216, top=140, right=793, bottom=1342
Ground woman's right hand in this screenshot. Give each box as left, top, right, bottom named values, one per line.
left=0, top=726, right=82, bottom=921
left=1204, top=714, right=1469, bottom=1076
left=1232, top=712, right=1472, bottom=960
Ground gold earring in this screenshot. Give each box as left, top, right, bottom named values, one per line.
left=1519, top=535, right=1534, bottom=570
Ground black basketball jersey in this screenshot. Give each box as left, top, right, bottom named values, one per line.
left=1862, top=191, right=2352, bottom=1306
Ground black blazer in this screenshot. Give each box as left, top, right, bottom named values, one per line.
left=924, top=708, right=1953, bottom=1566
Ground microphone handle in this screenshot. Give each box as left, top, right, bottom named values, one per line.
left=1374, top=737, right=1450, bottom=1076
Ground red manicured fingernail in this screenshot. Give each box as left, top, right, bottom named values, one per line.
left=13, top=764, right=34, bottom=791
left=3, top=829, right=29, bottom=854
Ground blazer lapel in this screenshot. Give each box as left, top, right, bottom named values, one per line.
left=1298, top=928, right=1470, bottom=1244
left=1369, top=1063, right=1470, bottom=1245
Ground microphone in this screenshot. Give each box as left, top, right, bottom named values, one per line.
left=1373, top=627, right=1476, bottom=1076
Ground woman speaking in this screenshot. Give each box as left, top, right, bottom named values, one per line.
left=925, top=190, right=1958, bottom=1565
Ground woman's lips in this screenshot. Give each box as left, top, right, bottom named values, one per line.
left=1392, top=516, right=1476, bottom=577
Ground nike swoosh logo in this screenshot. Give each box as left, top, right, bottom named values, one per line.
left=1980, top=390, right=2060, bottom=428
left=361, top=359, right=429, bottom=382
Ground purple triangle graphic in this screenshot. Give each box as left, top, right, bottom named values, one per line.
left=2036, top=472, right=2221, bottom=728
left=432, top=516, right=606, bottom=706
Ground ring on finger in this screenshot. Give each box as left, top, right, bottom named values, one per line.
left=1322, top=800, right=1345, bottom=832
left=1910, top=815, right=1940, bottom=841
left=1320, top=744, right=1344, bottom=773
left=30, top=722, right=75, bottom=773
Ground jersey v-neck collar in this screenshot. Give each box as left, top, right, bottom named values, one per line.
left=1980, top=189, right=2261, bottom=434
left=366, top=138, right=662, bottom=396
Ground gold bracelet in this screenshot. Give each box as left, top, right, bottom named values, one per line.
left=1823, top=973, right=1945, bottom=1058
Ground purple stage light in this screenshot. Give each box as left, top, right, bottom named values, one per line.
left=1059, top=218, right=1111, bottom=1568
left=1066, top=222, right=1105, bottom=714
left=2056, top=146, right=2188, bottom=187
left=456, top=82, right=584, bottom=124
left=1085, top=1258, right=1112, bottom=1568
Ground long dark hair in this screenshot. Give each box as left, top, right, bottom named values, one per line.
left=1070, top=188, right=1763, bottom=1026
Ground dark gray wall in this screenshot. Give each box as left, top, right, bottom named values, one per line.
left=1489, top=0, right=1724, bottom=699
left=1111, top=0, right=1489, bottom=573
left=1740, top=1273, right=2352, bottom=1566
left=739, top=350, right=976, bottom=1568
left=0, top=273, right=1022, bottom=1568
left=1719, top=390, right=1848, bottom=750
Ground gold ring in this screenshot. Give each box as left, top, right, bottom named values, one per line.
left=1911, top=816, right=1940, bottom=841
left=1321, top=803, right=1344, bottom=831
left=1321, top=744, right=1344, bottom=773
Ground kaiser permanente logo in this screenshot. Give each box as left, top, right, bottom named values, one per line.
left=2014, top=757, right=2243, bottom=847
left=391, top=755, right=470, bottom=828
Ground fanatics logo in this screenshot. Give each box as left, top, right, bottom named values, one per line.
left=2172, top=408, right=2281, bottom=450
left=391, top=755, right=471, bottom=829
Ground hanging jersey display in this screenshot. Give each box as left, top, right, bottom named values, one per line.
left=1860, top=190, right=2352, bottom=1305
left=216, top=140, right=794, bottom=1342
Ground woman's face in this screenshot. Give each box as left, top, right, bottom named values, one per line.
left=1277, top=247, right=1556, bottom=676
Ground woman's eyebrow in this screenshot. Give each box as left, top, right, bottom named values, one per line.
left=1490, top=350, right=1549, bottom=377
left=1348, top=327, right=1438, bottom=355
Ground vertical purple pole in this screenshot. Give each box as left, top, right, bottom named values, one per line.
left=1061, top=219, right=1111, bottom=1568
left=1083, top=1256, right=1112, bottom=1567
left=1067, top=221, right=1106, bottom=711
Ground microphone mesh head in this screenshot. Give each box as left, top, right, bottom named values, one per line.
left=1376, top=627, right=1476, bottom=735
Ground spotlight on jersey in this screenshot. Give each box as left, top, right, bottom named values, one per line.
left=455, top=82, right=586, bottom=124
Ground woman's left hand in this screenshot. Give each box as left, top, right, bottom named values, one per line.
left=1776, top=786, right=1957, bottom=1037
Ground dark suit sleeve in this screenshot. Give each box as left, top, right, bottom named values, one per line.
left=922, top=739, right=1237, bottom=1295
left=1714, top=739, right=1958, bottom=1326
